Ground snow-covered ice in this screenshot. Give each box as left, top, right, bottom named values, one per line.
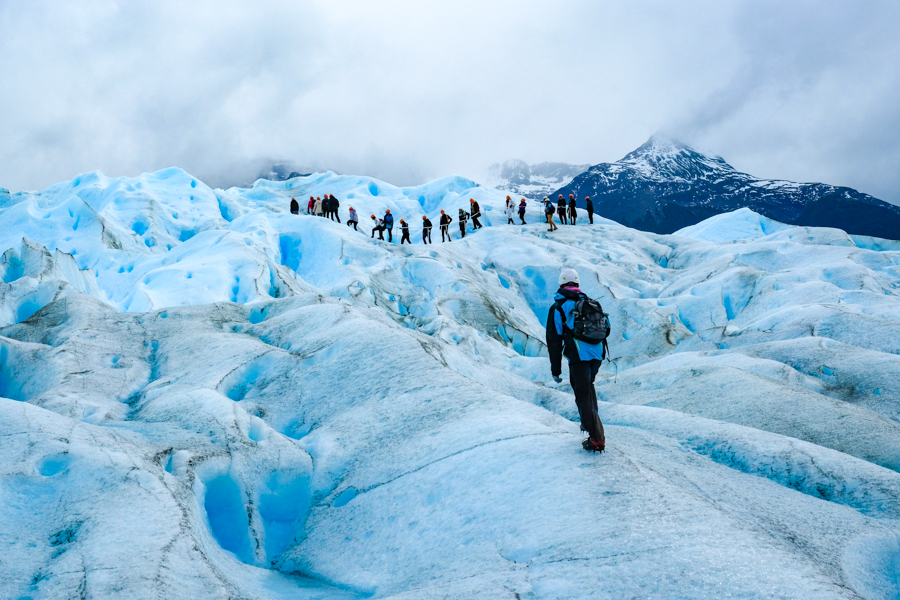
left=1, top=169, right=900, bottom=599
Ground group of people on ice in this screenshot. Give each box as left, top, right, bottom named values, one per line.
left=288, top=192, right=597, bottom=243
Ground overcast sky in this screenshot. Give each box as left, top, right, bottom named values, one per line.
left=2, top=0, right=899, bottom=202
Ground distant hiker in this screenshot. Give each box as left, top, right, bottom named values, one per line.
left=505, top=201, right=516, bottom=224
left=439, top=210, right=452, bottom=242
left=422, top=215, right=433, bottom=244
left=307, top=196, right=314, bottom=214
left=557, top=195, right=567, bottom=225
left=545, top=197, right=558, bottom=231
left=568, top=194, right=577, bottom=225
left=585, top=196, right=594, bottom=225
left=314, top=196, right=324, bottom=217
left=546, top=268, right=608, bottom=453
left=330, top=194, right=341, bottom=223
left=506, top=195, right=512, bottom=210
left=458, top=208, right=469, bottom=238
left=469, top=199, right=483, bottom=230
left=347, top=207, right=359, bottom=231
left=371, top=215, right=385, bottom=240
left=399, top=219, right=411, bottom=244
left=518, top=199, right=527, bottom=224
left=290, top=197, right=299, bottom=215
left=384, top=209, right=394, bottom=242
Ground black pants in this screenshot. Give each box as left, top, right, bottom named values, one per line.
left=441, top=225, right=450, bottom=242
left=519, top=213, right=526, bottom=224
left=570, top=214, right=576, bottom=225
left=459, top=224, right=466, bottom=238
left=588, top=211, right=593, bottom=224
left=348, top=220, right=358, bottom=231
left=372, top=226, right=384, bottom=240
left=334, top=211, right=341, bottom=223
left=423, top=229, right=431, bottom=244
left=401, top=230, right=411, bottom=244
left=472, top=215, right=482, bottom=229
left=559, top=210, right=567, bottom=225
left=507, top=217, right=514, bottom=224
left=569, top=359, right=605, bottom=443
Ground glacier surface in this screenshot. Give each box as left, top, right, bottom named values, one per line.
left=1, top=169, right=900, bottom=599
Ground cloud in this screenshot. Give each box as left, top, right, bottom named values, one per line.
left=1, top=0, right=898, bottom=203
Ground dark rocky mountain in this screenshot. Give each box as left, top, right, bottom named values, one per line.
left=256, top=163, right=309, bottom=182
left=486, top=160, right=590, bottom=200
left=553, top=136, right=900, bottom=240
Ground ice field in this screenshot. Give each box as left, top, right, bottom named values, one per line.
left=1, top=169, right=900, bottom=599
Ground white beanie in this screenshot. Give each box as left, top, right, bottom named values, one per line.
left=559, top=268, right=580, bottom=286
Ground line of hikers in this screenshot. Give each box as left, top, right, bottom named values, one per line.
left=287, top=192, right=596, bottom=242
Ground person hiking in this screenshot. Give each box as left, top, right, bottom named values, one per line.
left=422, top=215, right=433, bottom=244
left=458, top=207, right=469, bottom=238
left=505, top=195, right=512, bottom=210
left=347, top=206, right=359, bottom=231
left=439, top=210, right=452, bottom=242
left=557, top=195, right=567, bottom=225
left=399, top=219, right=411, bottom=244
left=330, top=194, right=341, bottom=223
left=505, top=201, right=516, bottom=224
left=546, top=268, right=607, bottom=453
left=384, top=209, right=394, bottom=242
left=371, top=215, right=385, bottom=240
left=314, top=196, right=324, bottom=217
left=585, top=195, right=594, bottom=225
left=568, top=194, right=577, bottom=225
left=469, top=199, right=482, bottom=230
left=307, top=196, right=315, bottom=214
left=518, top=198, right=527, bottom=224
left=290, top=197, right=299, bottom=215
left=545, top=197, right=558, bottom=231
left=322, top=194, right=331, bottom=219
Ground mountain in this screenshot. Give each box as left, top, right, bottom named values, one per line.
left=2, top=169, right=900, bottom=598
left=485, top=159, right=590, bottom=200
left=256, top=163, right=309, bottom=182
left=553, top=136, right=900, bottom=239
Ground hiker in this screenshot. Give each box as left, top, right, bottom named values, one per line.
left=568, top=194, right=577, bottom=225
left=399, top=219, right=411, bottom=244
left=545, top=197, right=558, bottom=231
left=585, top=196, right=594, bottom=225
left=518, top=198, right=527, bottom=224
left=314, top=196, right=324, bottom=217
left=506, top=201, right=516, bottom=224
left=371, top=215, right=385, bottom=240
left=458, top=207, right=469, bottom=238
left=505, top=195, right=512, bottom=210
left=290, top=197, right=299, bottom=215
left=384, top=209, right=394, bottom=242
left=439, top=210, right=452, bottom=242
left=422, top=215, right=433, bottom=244
left=469, top=199, right=482, bottom=230
left=557, top=195, right=567, bottom=225
left=307, top=196, right=314, bottom=214
left=347, top=206, right=359, bottom=231
left=546, top=268, right=608, bottom=453
left=330, top=194, right=341, bottom=223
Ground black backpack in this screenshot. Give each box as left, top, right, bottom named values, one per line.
left=555, top=295, right=611, bottom=357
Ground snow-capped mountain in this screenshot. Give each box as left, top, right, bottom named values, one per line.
left=485, top=159, right=589, bottom=200
left=553, top=136, right=900, bottom=239
left=2, top=168, right=900, bottom=599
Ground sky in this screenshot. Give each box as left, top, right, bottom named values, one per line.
left=1, top=0, right=899, bottom=203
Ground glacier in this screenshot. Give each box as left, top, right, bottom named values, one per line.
left=1, top=168, right=900, bottom=599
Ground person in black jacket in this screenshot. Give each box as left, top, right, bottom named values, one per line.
left=290, top=197, right=299, bottom=215
left=568, top=194, right=577, bottom=225
left=422, top=216, right=433, bottom=244
left=439, top=210, right=452, bottom=242
left=330, top=194, right=341, bottom=222
left=546, top=268, right=606, bottom=452
left=458, top=208, right=469, bottom=238
left=469, top=198, right=482, bottom=230
left=585, top=195, right=594, bottom=225
left=557, top=194, right=567, bottom=225
left=399, top=219, right=411, bottom=244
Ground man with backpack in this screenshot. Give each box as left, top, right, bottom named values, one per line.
left=422, top=215, right=433, bottom=244
left=546, top=268, right=608, bottom=453
left=439, top=210, right=452, bottom=242
left=544, top=197, right=558, bottom=231
left=469, top=199, right=483, bottom=230
left=384, top=209, right=394, bottom=242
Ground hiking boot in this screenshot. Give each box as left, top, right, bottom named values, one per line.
left=582, top=437, right=605, bottom=453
